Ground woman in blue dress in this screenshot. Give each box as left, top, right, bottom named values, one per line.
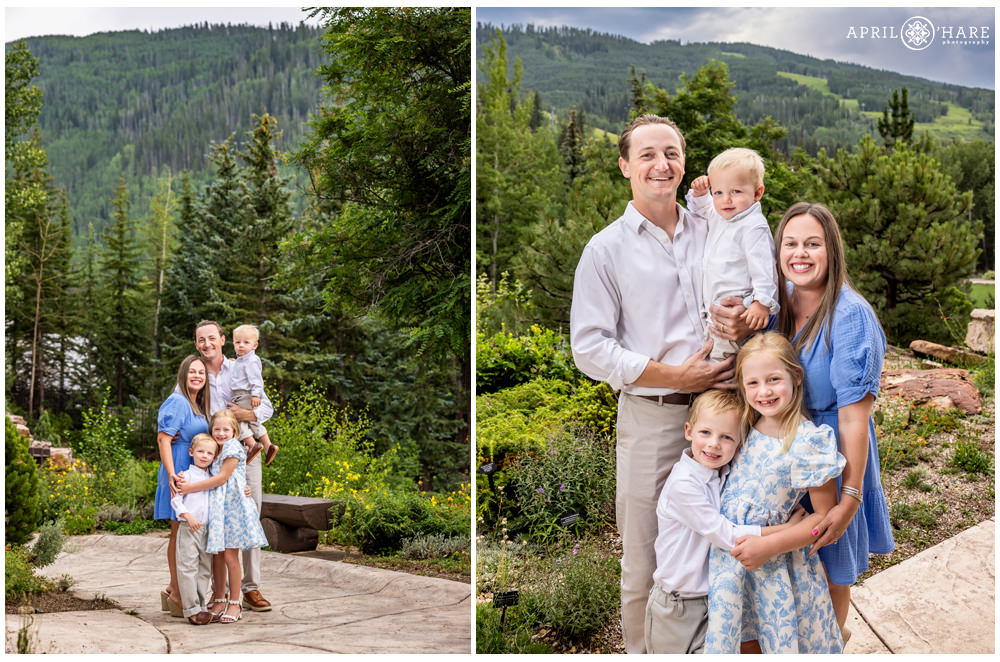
left=154, top=354, right=211, bottom=616
left=773, top=202, right=895, bottom=633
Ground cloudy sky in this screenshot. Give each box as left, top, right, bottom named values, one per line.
left=5, top=6, right=321, bottom=42
left=477, top=6, right=995, bottom=90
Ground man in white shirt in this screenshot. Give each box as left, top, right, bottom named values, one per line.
left=194, top=320, right=273, bottom=612
left=569, top=114, right=749, bottom=653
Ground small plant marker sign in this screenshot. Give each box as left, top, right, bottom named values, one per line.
left=492, top=589, right=519, bottom=628
left=558, top=511, right=581, bottom=528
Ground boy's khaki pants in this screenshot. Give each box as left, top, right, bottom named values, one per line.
left=176, top=521, right=213, bottom=617
left=616, top=393, right=690, bottom=654
left=644, top=584, right=709, bottom=653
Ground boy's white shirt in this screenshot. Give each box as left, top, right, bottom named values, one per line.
left=170, top=464, right=213, bottom=523
left=231, top=349, right=265, bottom=398
left=651, top=448, right=761, bottom=597
left=686, top=190, right=778, bottom=320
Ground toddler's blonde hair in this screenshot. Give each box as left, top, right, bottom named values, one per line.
left=707, top=147, right=765, bottom=188
left=233, top=324, right=260, bottom=342
left=210, top=409, right=241, bottom=440
left=687, top=389, right=748, bottom=444
left=190, top=433, right=219, bottom=454
left=735, top=332, right=809, bottom=453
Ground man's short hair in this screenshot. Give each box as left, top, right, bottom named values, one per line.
left=707, top=147, right=765, bottom=188
left=194, top=320, right=223, bottom=340
left=617, top=113, right=686, bottom=160
left=233, top=324, right=259, bottom=342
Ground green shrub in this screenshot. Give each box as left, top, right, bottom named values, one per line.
left=476, top=601, right=553, bottom=654
left=264, top=384, right=392, bottom=499
left=890, top=500, right=945, bottom=529
left=949, top=440, right=993, bottom=476
left=333, top=486, right=470, bottom=554
left=878, top=429, right=929, bottom=472
left=494, top=428, right=615, bottom=544
left=477, top=325, right=579, bottom=394
left=529, top=543, right=620, bottom=641
left=5, top=546, right=50, bottom=602
left=101, top=519, right=169, bottom=535
left=104, top=459, right=159, bottom=510
left=30, top=519, right=66, bottom=567
left=5, top=417, right=42, bottom=545
left=909, top=406, right=962, bottom=438
left=399, top=533, right=469, bottom=560
left=38, top=459, right=96, bottom=527
left=476, top=377, right=617, bottom=462
left=32, top=410, right=74, bottom=446
left=75, top=392, right=132, bottom=503
left=64, top=506, right=98, bottom=535
left=901, top=468, right=934, bottom=492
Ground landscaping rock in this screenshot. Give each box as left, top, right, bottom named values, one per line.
left=965, top=309, right=995, bottom=354
left=881, top=368, right=983, bottom=414
left=909, top=340, right=987, bottom=366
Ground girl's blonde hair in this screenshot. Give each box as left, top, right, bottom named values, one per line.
left=176, top=355, right=211, bottom=419
left=735, top=332, right=809, bottom=453
left=190, top=433, right=219, bottom=454
left=209, top=409, right=240, bottom=440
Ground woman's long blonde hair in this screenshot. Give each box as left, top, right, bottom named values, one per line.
left=774, top=202, right=856, bottom=352
left=177, top=355, right=211, bottom=420
left=735, top=332, right=809, bottom=453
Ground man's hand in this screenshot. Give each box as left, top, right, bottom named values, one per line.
left=676, top=339, right=736, bottom=392
left=741, top=301, right=770, bottom=331
left=710, top=295, right=753, bottom=343
left=227, top=403, right=255, bottom=422
left=251, top=395, right=261, bottom=408
left=690, top=175, right=711, bottom=197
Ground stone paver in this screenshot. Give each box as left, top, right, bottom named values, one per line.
left=850, top=519, right=994, bottom=654
left=5, top=534, right=470, bottom=654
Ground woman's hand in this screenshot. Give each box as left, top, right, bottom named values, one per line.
left=731, top=535, right=776, bottom=570
left=168, top=473, right=180, bottom=497
left=809, top=498, right=860, bottom=554
left=710, top=296, right=753, bottom=343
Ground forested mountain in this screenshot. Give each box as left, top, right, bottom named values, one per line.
left=476, top=23, right=994, bottom=154
left=7, top=22, right=324, bottom=241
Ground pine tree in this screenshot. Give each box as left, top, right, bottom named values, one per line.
left=5, top=418, right=41, bottom=545
left=811, top=135, right=981, bottom=344
left=558, top=109, right=586, bottom=183
left=96, top=178, right=150, bottom=406
left=877, top=87, right=915, bottom=147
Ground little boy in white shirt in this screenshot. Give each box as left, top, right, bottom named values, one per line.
left=171, top=433, right=218, bottom=625
left=231, top=324, right=278, bottom=465
left=645, top=390, right=803, bottom=653
left=686, top=147, right=778, bottom=363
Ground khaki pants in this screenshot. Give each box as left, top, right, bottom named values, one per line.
left=616, top=393, right=690, bottom=654
left=231, top=389, right=267, bottom=441
left=176, top=521, right=213, bottom=617
left=241, top=452, right=262, bottom=592
left=645, top=584, right=709, bottom=654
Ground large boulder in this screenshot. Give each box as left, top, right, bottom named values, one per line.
left=909, top=340, right=987, bottom=366
left=965, top=309, right=995, bottom=354
left=881, top=368, right=983, bottom=415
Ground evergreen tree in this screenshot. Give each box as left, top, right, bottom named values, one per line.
left=96, top=178, right=150, bottom=406
left=877, top=87, right=915, bottom=147
left=159, top=172, right=206, bottom=367
left=477, top=30, right=564, bottom=287
left=529, top=90, right=544, bottom=130
left=144, top=171, right=176, bottom=367
left=5, top=418, right=41, bottom=545
left=559, top=109, right=586, bottom=183
left=629, top=66, right=650, bottom=115
left=810, top=135, right=981, bottom=344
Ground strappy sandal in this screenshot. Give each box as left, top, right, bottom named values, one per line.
left=209, top=597, right=228, bottom=623
left=160, top=589, right=172, bottom=612
left=220, top=600, right=242, bottom=624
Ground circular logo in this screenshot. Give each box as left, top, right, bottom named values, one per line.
left=901, top=16, right=935, bottom=51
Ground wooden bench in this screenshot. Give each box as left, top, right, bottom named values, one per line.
left=259, top=494, right=344, bottom=553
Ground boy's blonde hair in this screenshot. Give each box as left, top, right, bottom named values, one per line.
left=734, top=332, right=809, bottom=453
left=687, top=389, right=748, bottom=443
left=233, top=324, right=259, bottom=342
left=707, top=147, right=765, bottom=188
left=190, top=433, right=219, bottom=454
left=210, top=409, right=241, bottom=439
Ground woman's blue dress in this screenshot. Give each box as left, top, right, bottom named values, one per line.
left=153, top=391, right=209, bottom=521
left=795, top=284, right=895, bottom=585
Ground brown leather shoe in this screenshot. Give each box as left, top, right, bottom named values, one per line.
left=245, top=441, right=263, bottom=465
left=242, top=590, right=272, bottom=612
left=264, top=444, right=279, bottom=466
left=187, top=611, right=213, bottom=625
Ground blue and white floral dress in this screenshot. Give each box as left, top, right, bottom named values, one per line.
left=206, top=438, right=268, bottom=553
left=704, top=421, right=846, bottom=654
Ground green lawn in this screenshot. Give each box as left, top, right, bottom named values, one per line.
left=969, top=281, right=995, bottom=308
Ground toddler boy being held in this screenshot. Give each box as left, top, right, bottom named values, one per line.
left=644, top=390, right=803, bottom=653
left=686, top=148, right=778, bottom=362
left=231, top=324, right=278, bottom=465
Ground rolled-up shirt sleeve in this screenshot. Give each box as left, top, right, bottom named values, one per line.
left=570, top=243, right=651, bottom=390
